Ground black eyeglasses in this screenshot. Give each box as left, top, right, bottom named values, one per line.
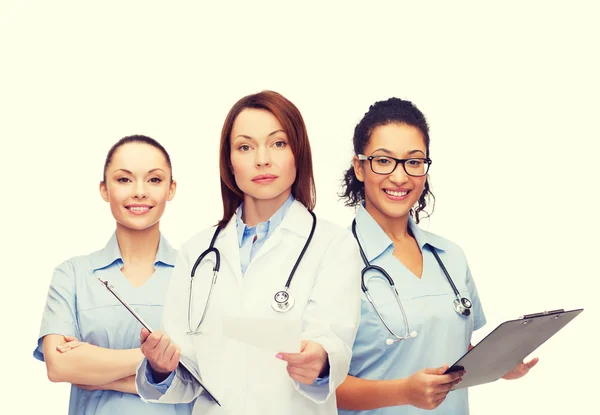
left=358, top=154, right=432, bottom=177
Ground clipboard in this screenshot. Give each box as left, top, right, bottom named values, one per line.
left=446, top=308, right=583, bottom=390
left=97, top=278, right=221, bottom=406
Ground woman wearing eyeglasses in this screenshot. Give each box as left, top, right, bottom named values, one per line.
left=336, top=98, right=538, bottom=414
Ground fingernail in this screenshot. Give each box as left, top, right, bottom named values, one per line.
left=275, top=354, right=283, bottom=359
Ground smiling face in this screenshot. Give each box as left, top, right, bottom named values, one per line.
left=100, top=142, right=176, bottom=232
left=229, top=108, right=296, bottom=208
left=353, top=123, right=428, bottom=222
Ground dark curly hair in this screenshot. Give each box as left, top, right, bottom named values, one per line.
left=340, top=97, right=435, bottom=223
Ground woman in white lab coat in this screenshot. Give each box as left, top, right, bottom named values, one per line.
left=135, top=90, right=362, bottom=414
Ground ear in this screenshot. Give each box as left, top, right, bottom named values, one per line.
left=353, top=156, right=365, bottom=183
left=167, top=179, right=177, bottom=201
left=99, top=181, right=109, bottom=202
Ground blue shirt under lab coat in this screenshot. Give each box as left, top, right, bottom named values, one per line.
left=235, top=193, right=295, bottom=275
left=340, top=205, right=486, bottom=415
left=33, top=232, right=192, bottom=415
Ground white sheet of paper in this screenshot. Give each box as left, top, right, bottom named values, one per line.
left=222, top=317, right=302, bottom=353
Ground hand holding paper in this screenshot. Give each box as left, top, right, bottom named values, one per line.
left=276, top=340, right=329, bottom=385
left=221, top=317, right=328, bottom=384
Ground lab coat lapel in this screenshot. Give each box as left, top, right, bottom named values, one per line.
left=215, top=215, right=243, bottom=286
left=251, top=201, right=312, bottom=265
left=250, top=228, right=283, bottom=265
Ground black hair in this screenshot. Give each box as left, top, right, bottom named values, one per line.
left=102, top=135, right=172, bottom=182
left=340, top=98, right=435, bottom=223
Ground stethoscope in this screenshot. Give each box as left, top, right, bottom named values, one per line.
left=351, top=220, right=472, bottom=345
left=186, top=211, right=317, bottom=335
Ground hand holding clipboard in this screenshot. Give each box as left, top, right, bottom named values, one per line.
left=445, top=308, right=583, bottom=390
left=97, top=278, right=221, bottom=406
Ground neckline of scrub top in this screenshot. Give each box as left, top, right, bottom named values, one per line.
left=89, top=231, right=177, bottom=272
left=354, top=204, right=453, bottom=263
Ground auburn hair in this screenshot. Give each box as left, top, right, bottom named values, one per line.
left=218, top=90, right=316, bottom=227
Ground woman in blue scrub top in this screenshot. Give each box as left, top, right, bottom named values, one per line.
left=33, top=135, right=191, bottom=415
left=336, top=98, right=538, bottom=414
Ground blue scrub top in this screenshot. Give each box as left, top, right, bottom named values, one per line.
left=33, top=233, right=192, bottom=415
left=340, top=206, right=486, bottom=415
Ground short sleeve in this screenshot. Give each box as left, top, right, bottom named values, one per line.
left=465, top=265, right=486, bottom=331
left=33, top=260, right=81, bottom=362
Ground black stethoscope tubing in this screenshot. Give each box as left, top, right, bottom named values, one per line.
left=351, top=218, right=472, bottom=343
left=187, top=210, right=317, bottom=334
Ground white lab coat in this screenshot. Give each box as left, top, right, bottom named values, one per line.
left=136, top=201, right=362, bottom=415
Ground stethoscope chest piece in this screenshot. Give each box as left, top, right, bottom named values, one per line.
left=453, top=297, right=472, bottom=316
left=272, top=290, right=295, bottom=313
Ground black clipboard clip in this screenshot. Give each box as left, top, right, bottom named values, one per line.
left=520, top=309, right=565, bottom=320
left=97, top=278, right=221, bottom=406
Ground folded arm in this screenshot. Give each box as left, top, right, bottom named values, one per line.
left=76, top=375, right=138, bottom=394
left=43, top=334, right=143, bottom=385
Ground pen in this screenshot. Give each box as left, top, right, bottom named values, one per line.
left=97, top=278, right=221, bottom=406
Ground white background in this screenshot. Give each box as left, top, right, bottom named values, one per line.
left=1, top=0, right=598, bottom=413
